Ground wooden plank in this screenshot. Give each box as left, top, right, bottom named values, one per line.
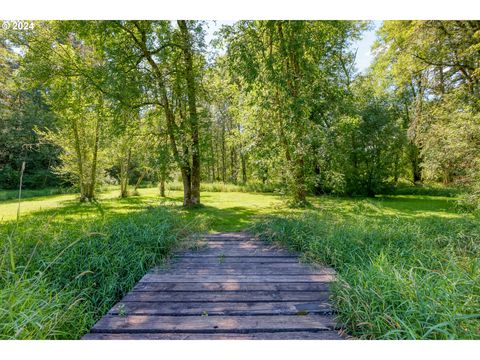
left=83, top=331, right=343, bottom=340
left=132, top=281, right=331, bottom=292
left=202, top=238, right=259, bottom=242
left=194, top=242, right=279, bottom=249
left=195, top=241, right=264, bottom=246
left=91, top=314, right=336, bottom=333
left=203, top=232, right=253, bottom=238
left=169, top=256, right=300, bottom=263
left=179, top=251, right=297, bottom=257
left=140, top=274, right=336, bottom=283
left=154, top=268, right=330, bottom=276
left=122, top=290, right=330, bottom=302
left=183, top=242, right=285, bottom=249
left=108, top=301, right=333, bottom=316
left=204, top=231, right=251, bottom=235
left=83, top=231, right=341, bottom=340
left=166, top=258, right=318, bottom=271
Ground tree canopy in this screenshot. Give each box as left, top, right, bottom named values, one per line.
left=1, top=20, right=479, bottom=206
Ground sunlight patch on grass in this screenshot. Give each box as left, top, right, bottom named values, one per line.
left=0, top=186, right=468, bottom=229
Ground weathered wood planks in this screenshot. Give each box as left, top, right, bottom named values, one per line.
left=91, top=314, right=337, bottom=333
left=140, top=274, right=336, bottom=282
left=132, top=281, right=331, bottom=292
left=107, top=301, right=333, bottom=316
left=83, top=232, right=342, bottom=340
left=83, top=331, right=343, bottom=340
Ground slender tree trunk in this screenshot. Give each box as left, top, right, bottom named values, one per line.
left=277, top=22, right=307, bottom=205
left=86, top=114, right=101, bottom=201
left=159, top=177, right=166, bottom=197
left=241, top=153, right=247, bottom=184
left=214, top=135, right=220, bottom=181
left=120, top=148, right=131, bottom=198
left=221, top=126, right=226, bottom=183
left=181, top=168, right=193, bottom=206
left=178, top=20, right=200, bottom=206
left=71, top=119, right=86, bottom=201
left=134, top=168, right=147, bottom=192
left=442, top=168, right=453, bottom=185
left=211, top=137, right=216, bottom=182
left=410, top=142, right=422, bottom=183
left=293, top=155, right=307, bottom=203
left=230, top=146, right=237, bottom=183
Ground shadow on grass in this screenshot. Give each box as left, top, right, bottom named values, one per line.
left=157, top=193, right=278, bottom=232
left=181, top=205, right=260, bottom=232
left=374, top=195, right=458, bottom=215
left=6, top=190, right=465, bottom=233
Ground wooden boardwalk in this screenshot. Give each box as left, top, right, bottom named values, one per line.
left=83, top=232, right=342, bottom=340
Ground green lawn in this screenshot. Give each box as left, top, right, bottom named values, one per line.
left=0, top=186, right=464, bottom=227
left=1, top=186, right=478, bottom=339
left=0, top=187, right=284, bottom=230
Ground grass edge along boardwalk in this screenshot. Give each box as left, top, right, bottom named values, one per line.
left=83, top=232, right=343, bottom=340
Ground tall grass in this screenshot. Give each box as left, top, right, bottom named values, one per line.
left=0, top=187, right=74, bottom=202
left=0, top=206, right=205, bottom=339
left=251, top=207, right=480, bottom=339
left=165, top=181, right=280, bottom=193
left=384, top=181, right=463, bottom=197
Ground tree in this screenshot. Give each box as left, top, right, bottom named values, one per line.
left=374, top=20, right=480, bottom=185
left=331, top=76, right=405, bottom=196
left=35, top=76, right=111, bottom=201
left=113, top=20, right=206, bottom=206
left=222, top=20, right=364, bottom=205
left=0, top=36, right=60, bottom=189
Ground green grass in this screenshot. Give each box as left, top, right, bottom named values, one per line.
left=165, top=180, right=280, bottom=194
left=251, top=196, right=480, bottom=339
left=385, top=180, right=464, bottom=198
left=0, top=186, right=283, bottom=339
left=1, top=184, right=478, bottom=339
left=0, top=186, right=284, bottom=230
left=0, top=187, right=73, bottom=202
left=0, top=197, right=206, bottom=339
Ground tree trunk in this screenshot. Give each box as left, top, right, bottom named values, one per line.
left=86, top=114, right=101, bottom=201
left=230, top=146, right=237, bottom=184
left=442, top=168, right=453, bottom=185
left=241, top=153, right=247, bottom=184
left=293, top=155, right=307, bottom=204
left=71, top=118, right=86, bottom=202
left=215, top=136, right=220, bottom=181
left=134, top=169, right=147, bottom=192
left=211, top=137, right=216, bottom=182
left=178, top=20, right=200, bottom=206
left=221, top=127, right=226, bottom=183
left=181, top=168, right=193, bottom=206
left=159, top=177, right=165, bottom=197
left=120, top=148, right=131, bottom=198
left=410, top=142, right=422, bottom=183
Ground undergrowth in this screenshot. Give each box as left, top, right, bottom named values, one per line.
left=251, top=207, right=480, bottom=339
left=0, top=206, right=204, bottom=339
